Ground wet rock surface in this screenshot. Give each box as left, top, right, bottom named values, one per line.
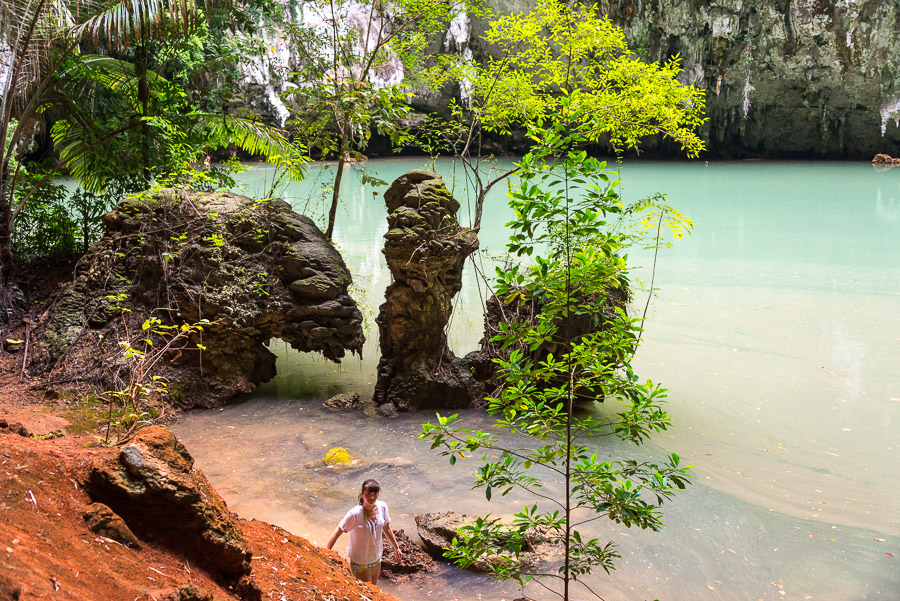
left=323, top=392, right=361, bottom=412
left=373, top=171, right=482, bottom=412
left=380, top=529, right=436, bottom=578
left=415, top=511, right=553, bottom=573
left=34, top=189, right=364, bottom=408
left=86, top=425, right=252, bottom=579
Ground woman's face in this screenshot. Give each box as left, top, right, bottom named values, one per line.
left=360, top=488, right=379, bottom=507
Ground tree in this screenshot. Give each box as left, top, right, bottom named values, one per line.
left=418, top=0, right=706, bottom=233
left=419, top=3, right=702, bottom=598
left=283, top=0, right=480, bottom=240
left=420, top=120, right=693, bottom=599
left=0, top=0, right=301, bottom=308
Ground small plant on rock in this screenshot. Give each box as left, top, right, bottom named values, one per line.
left=100, top=311, right=213, bottom=444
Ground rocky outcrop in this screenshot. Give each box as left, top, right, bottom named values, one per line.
left=86, top=426, right=253, bottom=579
left=35, top=188, right=364, bottom=408
left=379, top=529, right=436, bottom=578
left=372, top=171, right=482, bottom=412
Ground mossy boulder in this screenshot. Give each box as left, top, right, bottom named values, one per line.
left=33, top=189, right=365, bottom=408
left=323, top=447, right=353, bottom=465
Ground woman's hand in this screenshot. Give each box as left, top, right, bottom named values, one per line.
left=394, top=547, right=403, bottom=563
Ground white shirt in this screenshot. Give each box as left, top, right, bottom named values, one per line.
left=338, top=500, right=390, bottom=564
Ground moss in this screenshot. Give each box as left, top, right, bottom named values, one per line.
left=59, top=394, right=109, bottom=435
left=323, top=447, right=353, bottom=465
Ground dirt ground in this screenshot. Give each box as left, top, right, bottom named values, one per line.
left=0, top=336, right=400, bottom=601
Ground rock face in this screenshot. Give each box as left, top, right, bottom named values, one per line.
left=35, top=189, right=364, bottom=408
left=373, top=171, right=481, bottom=412
left=240, top=0, right=898, bottom=158
left=466, top=0, right=900, bottom=158
left=87, top=426, right=252, bottom=579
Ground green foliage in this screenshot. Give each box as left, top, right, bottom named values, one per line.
left=283, top=0, right=482, bottom=238
left=100, top=310, right=214, bottom=445
left=420, top=118, right=692, bottom=598
left=416, top=0, right=706, bottom=237
left=11, top=169, right=78, bottom=261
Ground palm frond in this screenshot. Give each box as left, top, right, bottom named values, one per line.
left=50, top=117, right=123, bottom=192
left=79, top=54, right=165, bottom=110
left=193, top=113, right=308, bottom=181
left=74, top=0, right=204, bottom=52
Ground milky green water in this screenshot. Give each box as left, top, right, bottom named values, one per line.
left=172, top=159, right=900, bottom=601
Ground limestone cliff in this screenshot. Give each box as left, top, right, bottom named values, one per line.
left=243, top=0, right=899, bottom=158
left=575, top=0, right=900, bottom=158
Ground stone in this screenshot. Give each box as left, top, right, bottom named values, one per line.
left=375, top=402, right=398, bottom=418
left=86, top=426, right=252, bottom=579
left=34, top=190, right=365, bottom=409
left=83, top=503, right=141, bottom=548
left=322, top=392, right=361, bottom=412
left=158, top=583, right=214, bottom=601
left=414, top=511, right=476, bottom=558
left=373, top=172, right=482, bottom=412
left=415, top=511, right=550, bottom=573
left=323, top=447, right=353, bottom=465
left=379, top=529, right=435, bottom=578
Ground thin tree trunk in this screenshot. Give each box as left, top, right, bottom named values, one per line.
left=324, top=118, right=351, bottom=241
left=135, top=43, right=151, bottom=184
left=0, top=178, right=12, bottom=294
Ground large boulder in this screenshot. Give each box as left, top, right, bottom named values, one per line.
left=415, top=511, right=550, bottom=573
left=34, top=189, right=364, bottom=408
left=379, top=529, right=436, bottom=578
left=373, top=171, right=482, bottom=412
left=86, top=426, right=252, bottom=579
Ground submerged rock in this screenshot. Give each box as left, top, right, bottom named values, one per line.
left=86, top=425, right=252, bottom=579
left=323, top=392, right=361, bottom=412
left=34, top=189, right=364, bottom=408
left=373, top=171, right=482, bottom=412
left=323, top=447, right=353, bottom=465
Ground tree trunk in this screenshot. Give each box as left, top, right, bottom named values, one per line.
left=135, top=43, right=151, bottom=184
left=324, top=118, right=351, bottom=241
left=0, top=178, right=14, bottom=310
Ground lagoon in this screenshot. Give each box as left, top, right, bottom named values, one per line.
left=173, top=158, right=900, bottom=601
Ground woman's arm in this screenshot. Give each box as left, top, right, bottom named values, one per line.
left=325, top=526, right=344, bottom=550
left=383, top=524, right=402, bottom=562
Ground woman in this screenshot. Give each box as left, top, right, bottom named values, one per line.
left=326, top=479, right=402, bottom=584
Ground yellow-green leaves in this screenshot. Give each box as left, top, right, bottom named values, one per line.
left=472, top=0, right=706, bottom=157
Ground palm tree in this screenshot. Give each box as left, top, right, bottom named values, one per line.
left=0, top=0, right=299, bottom=311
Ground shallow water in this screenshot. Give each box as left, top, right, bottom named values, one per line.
left=172, top=159, right=900, bottom=600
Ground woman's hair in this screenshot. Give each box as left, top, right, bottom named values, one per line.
left=358, top=479, right=381, bottom=505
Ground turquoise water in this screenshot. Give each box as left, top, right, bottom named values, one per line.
left=173, top=159, right=900, bottom=601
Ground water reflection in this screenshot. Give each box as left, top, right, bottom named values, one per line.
left=173, top=160, right=900, bottom=600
